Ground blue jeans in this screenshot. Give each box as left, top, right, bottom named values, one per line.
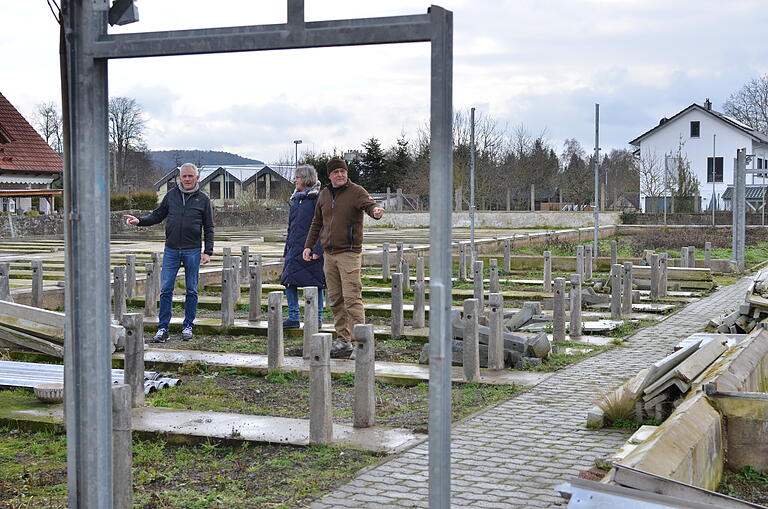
left=285, top=285, right=324, bottom=323
left=158, top=247, right=201, bottom=330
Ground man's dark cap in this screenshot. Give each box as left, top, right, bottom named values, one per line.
left=327, top=157, right=348, bottom=173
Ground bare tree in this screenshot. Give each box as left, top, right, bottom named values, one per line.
left=109, top=96, right=147, bottom=190
left=637, top=150, right=666, bottom=213
left=33, top=102, right=63, bottom=155
left=723, top=74, right=768, bottom=135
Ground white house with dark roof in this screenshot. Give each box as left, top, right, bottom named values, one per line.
left=629, top=100, right=768, bottom=213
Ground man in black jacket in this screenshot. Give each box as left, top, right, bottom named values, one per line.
left=124, top=163, right=214, bottom=342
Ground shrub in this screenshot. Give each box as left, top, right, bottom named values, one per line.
left=110, top=194, right=131, bottom=211
left=131, top=190, right=158, bottom=210
left=619, top=211, right=637, bottom=224
left=23, top=210, right=40, bottom=216
left=596, top=386, right=635, bottom=424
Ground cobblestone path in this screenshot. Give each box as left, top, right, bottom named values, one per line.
left=311, top=276, right=753, bottom=508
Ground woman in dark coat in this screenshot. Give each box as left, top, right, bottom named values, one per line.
left=281, top=164, right=325, bottom=328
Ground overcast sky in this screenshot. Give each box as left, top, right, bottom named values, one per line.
left=4, top=1, right=768, bottom=165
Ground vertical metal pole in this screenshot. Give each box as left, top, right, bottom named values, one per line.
left=734, top=148, right=746, bottom=271
left=593, top=103, right=600, bottom=257
left=712, top=134, right=716, bottom=227
left=663, top=155, right=668, bottom=225
left=62, top=1, right=113, bottom=506
left=468, top=107, right=477, bottom=265
left=428, top=7, right=453, bottom=508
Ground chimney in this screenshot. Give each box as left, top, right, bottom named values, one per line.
left=704, top=98, right=712, bottom=111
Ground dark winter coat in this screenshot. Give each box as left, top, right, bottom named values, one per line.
left=138, top=186, right=214, bottom=255
left=281, top=185, right=326, bottom=289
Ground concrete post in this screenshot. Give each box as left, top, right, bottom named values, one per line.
left=543, top=250, right=552, bottom=292
left=704, top=242, right=712, bottom=268
left=552, top=277, right=566, bottom=343
left=303, top=287, right=319, bottom=360
left=267, top=291, right=284, bottom=370
left=659, top=253, right=668, bottom=298
left=397, top=188, right=403, bottom=212
left=151, top=252, right=162, bottom=297
left=503, top=238, right=511, bottom=273
left=113, top=266, right=126, bottom=321
left=240, top=246, right=250, bottom=279
left=650, top=253, right=660, bottom=302
left=569, top=274, right=582, bottom=338
left=222, top=247, right=231, bottom=271
left=382, top=243, right=390, bottom=281
left=585, top=244, right=593, bottom=281
left=125, top=254, right=136, bottom=299
left=0, top=263, right=10, bottom=301
left=143, top=263, right=157, bottom=318
left=248, top=263, right=262, bottom=322
left=413, top=281, right=426, bottom=328
left=530, top=183, right=535, bottom=211
left=454, top=187, right=462, bottom=211
left=622, top=262, right=633, bottom=316
left=489, top=259, right=499, bottom=294
left=391, top=273, right=404, bottom=339
left=463, top=298, right=481, bottom=381
left=473, top=260, right=484, bottom=309
left=221, top=267, right=235, bottom=327
left=688, top=246, right=696, bottom=268
left=610, top=264, right=622, bottom=319
left=31, top=260, right=43, bottom=308
left=230, top=257, right=241, bottom=304
left=353, top=324, right=375, bottom=428
left=401, top=258, right=411, bottom=292
left=121, top=313, right=145, bottom=408
left=611, top=240, right=618, bottom=267
left=396, top=242, right=404, bottom=275
left=575, top=245, right=585, bottom=280
left=506, top=188, right=511, bottom=211
left=309, top=332, right=333, bottom=444
left=680, top=247, right=689, bottom=268
left=112, top=384, right=133, bottom=509
left=459, top=243, right=467, bottom=281
left=386, top=187, right=391, bottom=209
left=488, top=293, right=504, bottom=370
left=416, top=256, right=425, bottom=283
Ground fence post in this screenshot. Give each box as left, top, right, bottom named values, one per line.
left=31, top=260, right=43, bottom=308
left=488, top=293, right=504, bottom=370
left=303, top=286, right=319, bottom=360
left=503, top=238, right=511, bottom=272
left=459, top=243, right=467, bottom=281
left=309, top=332, right=333, bottom=444
left=150, top=252, right=161, bottom=297
left=121, top=313, right=145, bottom=408
left=125, top=254, right=136, bottom=299
left=401, top=258, right=411, bottom=292
left=221, top=267, right=235, bottom=326
left=0, top=263, right=10, bottom=301
left=463, top=298, right=480, bottom=381
left=267, top=291, right=284, bottom=370
left=381, top=243, right=390, bottom=281
left=610, top=264, right=622, bottom=319
left=412, top=281, right=426, bottom=328
left=680, top=247, right=689, bottom=269
left=248, top=263, right=262, bottom=322
left=552, top=277, right=566, bottom=343
left=143, top=263, right=157, bottom=318
left=112, top=383, right=133, bottom=509
left=704, top=242, right=712, bottom=268
left=416, top=256, right=425, bottom=283
left=622, top=262, right=633, bottom=316
left=611, top=239, right=618, bottom=267
left=585, top=244, right=593, bottom=282
left=391, top=273, right=403, bottom=339
left=650, top=253, right=660, bottom=302
left=575, top=245, right=584, bottom=280
left=543, top=250, right=552, bottom=292
left=473, top=260, right=484, bottom=309
left=353, top=324, right=375, bottom=428
left=240, top=245, right=250, bottom=279
left=659, top=253, right=668, bottom=298
left=569, top=274, right=582, bottom=338
left=113, top=265, right=126, bottom=321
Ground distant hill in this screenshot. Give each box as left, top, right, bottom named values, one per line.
left=149, top=150, right=264, bottom=171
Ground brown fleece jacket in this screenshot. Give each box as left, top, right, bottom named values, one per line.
left=304, top=181, right=379, bottom=254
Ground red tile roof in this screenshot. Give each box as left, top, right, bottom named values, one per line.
left=0, top=92, right=63, bottom=173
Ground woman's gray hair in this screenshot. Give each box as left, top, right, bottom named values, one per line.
left=295, top=164, right=318, bottom=188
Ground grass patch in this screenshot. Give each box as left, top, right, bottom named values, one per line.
left=607, top=418, right=662, bottom=430
left=719, top=465, right=768, bottom=506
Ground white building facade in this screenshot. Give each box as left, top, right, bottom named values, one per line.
left=630, top=101, right=768, bottom=212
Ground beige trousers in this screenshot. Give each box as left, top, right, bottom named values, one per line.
left=323, top=251, right=364, bottom=344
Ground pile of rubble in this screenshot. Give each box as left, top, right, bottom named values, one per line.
left=709, top=267, right=768, bottom=333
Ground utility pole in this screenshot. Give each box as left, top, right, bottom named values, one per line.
left=593, top=104, right=600, bottom=256
left=712, top=134, right=716, bottom=226
left=469, top=107, right=476, bottom=264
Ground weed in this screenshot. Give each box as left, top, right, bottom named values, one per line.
left=336, top=372, right=356, bottom=387
left=265, top=370, right=300, bottom=384
left=596, top=387, right=636, bottom=423
left=608, top=418, right=662, bottom=430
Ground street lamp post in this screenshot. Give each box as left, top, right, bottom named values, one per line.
left=293, top=139, right=302, bottom=172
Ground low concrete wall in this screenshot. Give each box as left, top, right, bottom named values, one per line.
left=365, top=211, right=621, bottom=229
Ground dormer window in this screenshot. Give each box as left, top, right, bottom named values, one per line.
left=690, top=121, right=700, bottom=138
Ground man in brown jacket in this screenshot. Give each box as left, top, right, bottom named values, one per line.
left=303, top=156, right=384, bottom=358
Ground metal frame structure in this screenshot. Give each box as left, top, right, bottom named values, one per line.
left=60, top=1, right=453, bottom=507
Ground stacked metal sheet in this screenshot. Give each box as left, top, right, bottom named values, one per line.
left=0, top=360, right=180, bottom=395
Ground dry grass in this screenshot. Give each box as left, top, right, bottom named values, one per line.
left=596, top=386, right=636, bottom=423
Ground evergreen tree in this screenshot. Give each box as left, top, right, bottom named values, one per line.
left=359, top=137, right=386, bottom=191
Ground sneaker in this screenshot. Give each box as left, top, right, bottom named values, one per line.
left=330, top=340, right=353, bottom=358
left=181, top=326, right=193, bottom=341
left=151, top=328, right=169, bottom=343
left=282, top=319, right=300, bottom=329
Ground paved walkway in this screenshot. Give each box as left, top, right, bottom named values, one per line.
left=310, top=276, right=753, bottom=508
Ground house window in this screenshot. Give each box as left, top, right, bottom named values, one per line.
left=224, top=180, right=236, bottom=199
left=209, top=181, right=221, bottom=199
left=759, top=158, right=764, bottom=170
left=690, top=121, right=700, bottom=138
left=707, top=157, right=723, bottom=182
